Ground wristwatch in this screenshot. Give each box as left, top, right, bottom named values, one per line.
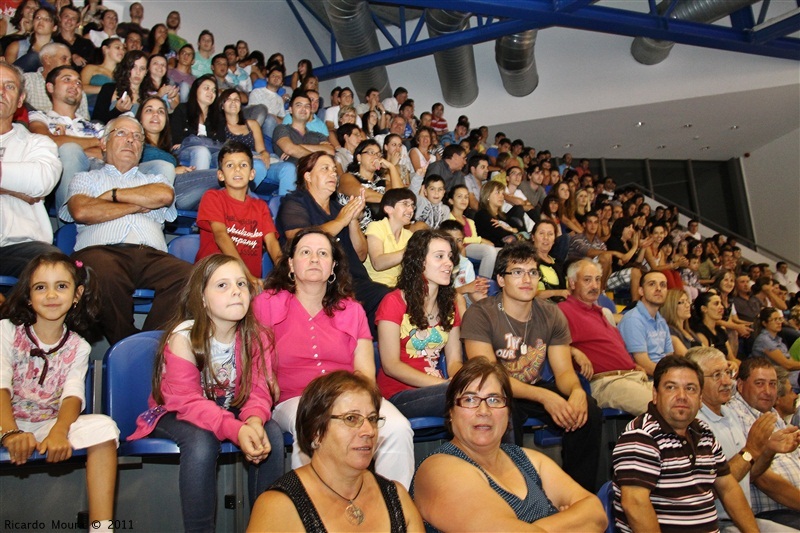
left=739, top=448, right=754, bottom=465
left=112, top=188, right=118, bottom=203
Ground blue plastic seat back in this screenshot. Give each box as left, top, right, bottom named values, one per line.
left=102, top=331, right=164, bottom=438
left=54, top=223, right=77, bottom=255
left=167, top=234, right=200, bottom=264
left=597, top=480, right=616, bottom=533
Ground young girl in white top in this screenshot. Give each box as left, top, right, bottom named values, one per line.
left=0, top=252, right=119, bottom=532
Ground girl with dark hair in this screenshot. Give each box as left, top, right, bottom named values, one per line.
left=135, top=95, right=220, bottom=210
left=170, top=74, right=220, bottom=170
left=605, top=217, right=647, bottom=298
left=362, top=108, right=381, bottom=139
left=4, top=5, right=55, bottom=71
left=145, top=23, right=170, bottom=57
left=248, top=50, right=267, bottom=89
left=1, top=0, right=38, bottom=51
left=712, top=268, right=753, bottom=344
left=129, top=255, right=283, bottom=531
left=142, top=54, right=179, bottom=111
left=91, top=49, right=147, bottom=122
left=363, top=188, right=416, bottom=287
left=211, top=87, right=269, bottom=184
left=289, top=58, right=313, bottom=90
left=447, top=184, right=498, bottom=278
left=253, top=228, right=415, bottom=488
left=80, top=36, right=122, bottom=110
left=376, top=229, right=464, bottom=419
left=340, top=139, right=403, bottom=231
left=0, top=253, right=118, bottom=531
left=382, top=132, right=413, bottom=186
left=474, top=180, right=522, bottom=245
left=691, top=291, right=737, bottom=365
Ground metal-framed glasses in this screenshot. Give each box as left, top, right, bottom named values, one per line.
left=330, top=413, right=386, bottom=428
left=704, top=369, right=737, bottom=382
left=455, top=395, right=508, bottom=409
left=107, top=128, right=145, bottom=143
left=502, top=269, right=540, bottom=280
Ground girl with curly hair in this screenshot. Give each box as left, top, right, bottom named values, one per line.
left=91, top=49, right=147, bottom=123
left=376, top=229, right=464, bottom=420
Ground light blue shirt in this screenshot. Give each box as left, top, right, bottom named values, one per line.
left=618, top=301, right=673, bottom=363
left=60, top=164, right=176, bottom=252
left=281, top=114, right=329, bottom=137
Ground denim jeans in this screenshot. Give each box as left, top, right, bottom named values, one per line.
left=179, top=145, right=214, bottom=170
left=151, top=412, right=284, bottom=533
left=388, top=382, right=449, bottom=419
left=56, top=143, right=104, bottom=213
left=139, top=160, right=177, bottom=186
left=174, top=169, right=221, bottom=211
left=254, top=161, right=296, bottom=196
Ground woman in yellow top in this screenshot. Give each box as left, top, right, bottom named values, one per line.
left=364, top=189, right=417, bottom=288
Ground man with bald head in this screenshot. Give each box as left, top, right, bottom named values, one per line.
left=60, top=116, right=191, bottom=344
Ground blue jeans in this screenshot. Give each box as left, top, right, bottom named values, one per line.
left=151, top=412, right=284, bottom=533
left=56, top=143, right=104, bottom=214
left=173, top=169, right=221, bottom=211
left=139, top=160, right=177, bottom=186
left=388, top=382, right=449, bottom=419
left=254, top=161, right=297, bottom=197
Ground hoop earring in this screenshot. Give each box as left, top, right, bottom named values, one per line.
left=289, top=271, right=295, bottom=282
left=327, top=272, right=336, bottom=284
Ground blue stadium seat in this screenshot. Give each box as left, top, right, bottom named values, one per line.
left=102, top=331, right=238, bottom=456
left=597, top=480, right=616, bottom=533
left=167, top=234, right=200, bottom=264
left=1, top=362, right=93, bottom=463
left=0, top=275, right=18, bottom=293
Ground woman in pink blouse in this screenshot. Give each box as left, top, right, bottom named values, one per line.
left=253, top=228, right=415, bottom=488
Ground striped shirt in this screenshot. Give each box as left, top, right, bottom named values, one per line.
left=60, top=164, right=176, bottom=252
left=613, top=402, right=730, bottom=533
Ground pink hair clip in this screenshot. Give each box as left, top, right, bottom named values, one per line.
left=75, top=260, right=83, bottom=268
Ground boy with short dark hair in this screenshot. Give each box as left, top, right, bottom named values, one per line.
left=415, top=174, right=449, bottom=229
left=196, top=141, right=281, bottom=282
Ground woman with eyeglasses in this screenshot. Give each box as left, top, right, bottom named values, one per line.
left=376, top=229, right=463, bottom=420
left=412, top=357, right=607, bottom=532
left=751, top=307, right=800, bottom=390
left=248, top=371, right=424, bottom=532
left=339, top=139, right=403, bottom=232
left=252, top=228, right=415, bottom=491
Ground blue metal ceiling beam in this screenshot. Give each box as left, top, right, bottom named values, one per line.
left=553, top=0, right=595, bottom=13
left=752, top=11, right=800, bottom=44
left=286, top=0, right=329, bottom=65
left=312, top=18, right=541, bottom=80
left=375, top=0, right=800, bottom=60
left=729, top=6, right=756, bottom=31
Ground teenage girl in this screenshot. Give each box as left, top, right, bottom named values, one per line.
left=128, top=254, right=283, bottom=532
left=0, top=252, right=119, bottom=532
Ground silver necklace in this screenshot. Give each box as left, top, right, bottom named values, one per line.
left=498, top=301, right=533, bottom=355
left=310, top=463, right=365, bottom=526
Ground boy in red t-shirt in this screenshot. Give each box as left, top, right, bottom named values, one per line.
left=196, top=141, right=282, bottom=283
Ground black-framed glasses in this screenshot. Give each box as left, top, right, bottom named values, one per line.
left=455, top=395, right=508, bottom=409
left=502, top=269, right=540, bottom=280
left=330, top=413, right=386, bottom=428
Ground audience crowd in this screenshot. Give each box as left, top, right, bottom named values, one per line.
left=1, top=3, right=799, bottom=532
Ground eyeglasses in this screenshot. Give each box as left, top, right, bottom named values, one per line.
left=704, top=369, right=737, bottom=381
left=330, top=413, right=386, bottom=428
left=34, top=15, right=53, bottom=22
left=455, top=395, right=508, bottom=409
left=502, top=269, right=540, bottom=280
left=107, top=128, right=145, bottom=143
left=361, top=150, right=382, bottom=157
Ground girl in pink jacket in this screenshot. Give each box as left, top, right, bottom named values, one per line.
left=129, top=255, right=282, bottom=532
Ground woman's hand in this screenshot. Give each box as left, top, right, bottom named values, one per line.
left=239, top=419, right=271, bottom=464
left=115, top=91, right=133, bottom=112
left=337, top=189, right=366, bottom=226
left=38, top=431, right=72, bottom=463
left=175, top=165, right=194, bottom=175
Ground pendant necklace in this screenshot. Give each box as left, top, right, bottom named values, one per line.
left=498, top=301, right=532, bottom=355
left=310, top=462, right=365, bottom=526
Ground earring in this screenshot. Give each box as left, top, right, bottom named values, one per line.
left=289, top=271, right=295, bottom=282
left=327, top=272, right=336, bottom=284
left=311, top=440, right=320, bottom=450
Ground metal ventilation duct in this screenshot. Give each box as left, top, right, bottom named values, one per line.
left=631, top=0, right=760, bottom=65
left=425, top=9, right=479, bottom=108
left=495, top=30, right=539, bottom=97
left=324, top=0, right=392, bottom=100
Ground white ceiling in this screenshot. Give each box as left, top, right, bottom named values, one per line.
left=492, top=83, right=800, bottom=161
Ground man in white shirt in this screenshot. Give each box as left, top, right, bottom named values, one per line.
left=0, top=63, right=62, bottom=278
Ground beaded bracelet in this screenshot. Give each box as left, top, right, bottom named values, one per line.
left=0, top=429, right=24, bottom=447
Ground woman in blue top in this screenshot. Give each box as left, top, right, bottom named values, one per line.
left=752, top=307, right=800, bottom=391
left=412, top=357, right=607, bottom=532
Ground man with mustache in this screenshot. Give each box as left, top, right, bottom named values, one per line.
left=558, top=260, right=652, bottom=415
left=613, top=356, right=757, bottom=532
left=725, top=357, right=800, bottom=529
left=688, top=347, right=799, bottom=531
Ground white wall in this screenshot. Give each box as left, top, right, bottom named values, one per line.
left=741, top=127, right=800, bottom=265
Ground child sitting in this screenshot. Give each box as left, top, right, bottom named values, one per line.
left=440, top=220, right=489, bottom=317
left=415, top=174, right=450, bottom=229
left=364, top=188, right=416, bottom=288
left=196, top=140, right=282, bottom=284
left=1, top=253, right=119, bottom=532
left=680, top=253, right=704, bottom=301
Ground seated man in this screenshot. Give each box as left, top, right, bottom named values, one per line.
left=272, top=91, right=333, bottom=166
left=725, top=357, right=800, bottom=528
left=59, top=116, right=192, bottom=344
left=558, top=260, right=652, bottom=415
left=618, top=271, right=674, bottom=376
left=52, top=6, right=96, bottom=71
left=613, top=356, right=758, bottom=533
left=0, top=62, right=62, bottom=279
left=688, top=348, right=799, bottom=532
left=280, top=89, right=328, bottom=136
left=23, top=42, right=90, bottom=119
left=425, top=144, right=466, bottom=192
left=566, top=212, right=615, bottom=287
left=461, top=241, right=603, bottom=491
left=732, top=274, right=764, bottom=323
left=248, top=64, right=286, bottom=138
